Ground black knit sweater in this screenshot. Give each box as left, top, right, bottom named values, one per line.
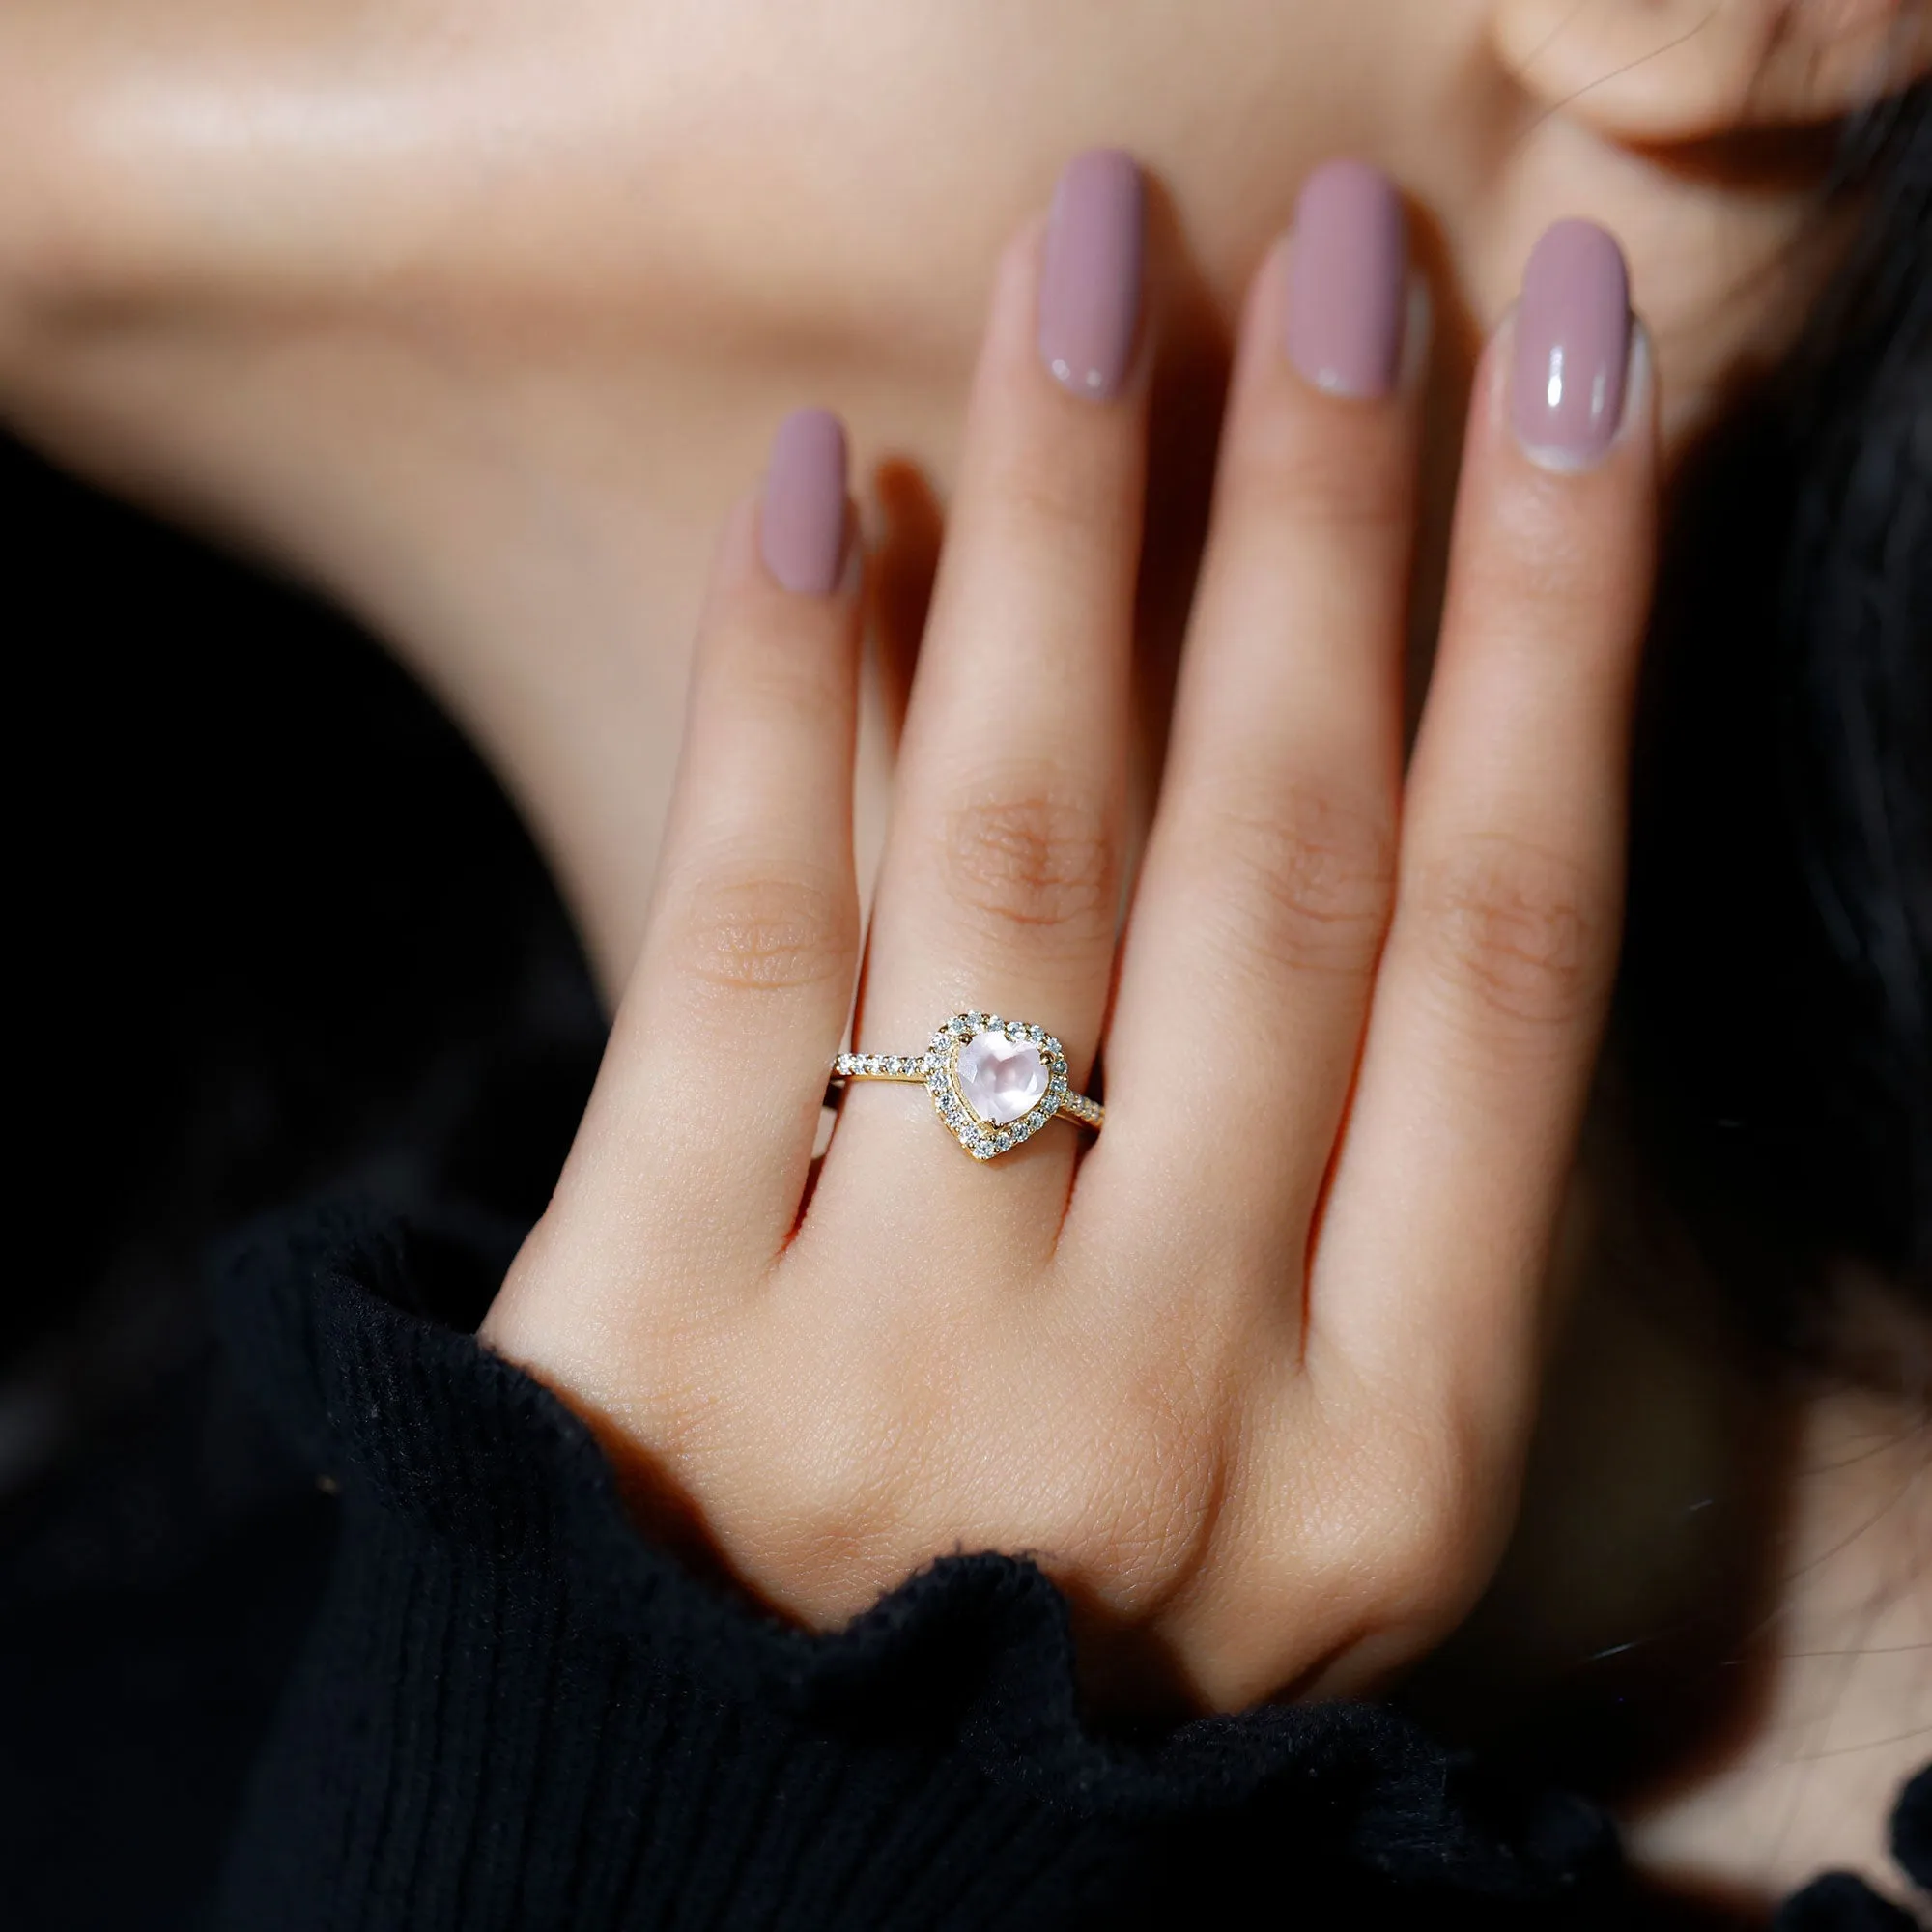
left=185, top=1199, right=1923, bottom=1931
left=206, top=1202, right=1622, bottom=1930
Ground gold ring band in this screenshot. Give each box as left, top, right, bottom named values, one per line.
left=832, top=1011, right=1103, bottom=1162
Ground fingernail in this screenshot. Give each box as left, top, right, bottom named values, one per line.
left=1509, top=219, right=1632, bottom=470
left=1285, top=159, right=1408, bottom=400
left=1037, top=148, right=1146, bottom=402
left=759, top=407, right=849, bottom=595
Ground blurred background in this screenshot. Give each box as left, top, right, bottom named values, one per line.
left=0, top=430, right=604, bottom=1929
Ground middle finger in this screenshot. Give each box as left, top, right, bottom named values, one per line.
left=1086, top=161, right=1418, bottom=1279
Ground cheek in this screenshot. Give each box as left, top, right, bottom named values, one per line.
left=1626, top=185, right=1846, bottom=459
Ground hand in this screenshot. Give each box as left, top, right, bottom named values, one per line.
left=482, top=156, right=1656, bottom=1715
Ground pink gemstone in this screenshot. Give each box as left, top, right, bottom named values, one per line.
left=955, top=1032, right=1048, bottom=1126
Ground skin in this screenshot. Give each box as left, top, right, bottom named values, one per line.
left=0, top=0, right=1926, bottom=1909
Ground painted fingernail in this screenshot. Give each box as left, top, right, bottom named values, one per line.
left=1286, top=159, right=1408, bottom=400
left=1037, top=148, right=1146, bottom=402
left=759, top=407, right=849, bottom=595
left=1509, top=219, right=1632, bottom=470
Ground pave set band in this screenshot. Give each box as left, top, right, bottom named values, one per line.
left=831, top=1011, right=1104, bottom=1162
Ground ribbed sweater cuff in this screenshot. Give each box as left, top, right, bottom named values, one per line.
left=209, top=1200, right=1617, bottom=1931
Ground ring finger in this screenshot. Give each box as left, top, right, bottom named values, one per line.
left=815, top=150, right=1150, bottom=1229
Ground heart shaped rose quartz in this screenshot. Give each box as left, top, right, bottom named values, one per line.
left=955, top=1030, right=1050, bottom=1126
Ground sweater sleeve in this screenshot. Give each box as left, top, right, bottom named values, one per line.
left=209, top=1200, right=1622, bottom=1932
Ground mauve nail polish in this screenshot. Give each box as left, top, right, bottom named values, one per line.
left=759, top=408, right=848, bottom=595
left=1510, top=220, right=1632, bottom=470
left=1286, top=159, right=1407, bottom=400
left=1037, top=149, right=1145, bottom=402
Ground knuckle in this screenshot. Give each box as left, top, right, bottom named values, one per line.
left=1229, top=414, right=1411, bottom=542
left=708, top=609, right=851, bottom=719
left=969, top=414, right=1135, bottom=576
left=1361, top=1476, right=1486, bottom=1627
left=991, top=457, right=1114, bottom=554
left=1321, top=1423, right=1495, bottom=1645
left=1406, top=835, right=1606, bottom=1029
left=1186, top=780, right=1395, bottom=979
left=773, top=1463, right=901, bottom=1582
left=1461, top=509, right=1636, bottom=664
left=1485, top=487, right=1601, bottom=594
left=1082, top=1391, right=1225, bottom=1590
left=663, top=865, right=854, bottom=996
left=940, top=780, right=1117, bottom=942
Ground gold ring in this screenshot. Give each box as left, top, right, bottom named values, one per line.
left=832, top=1011, right=1104, bottom=1162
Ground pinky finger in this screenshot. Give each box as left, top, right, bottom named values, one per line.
left=502, top=410, right=865, bottom=1326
